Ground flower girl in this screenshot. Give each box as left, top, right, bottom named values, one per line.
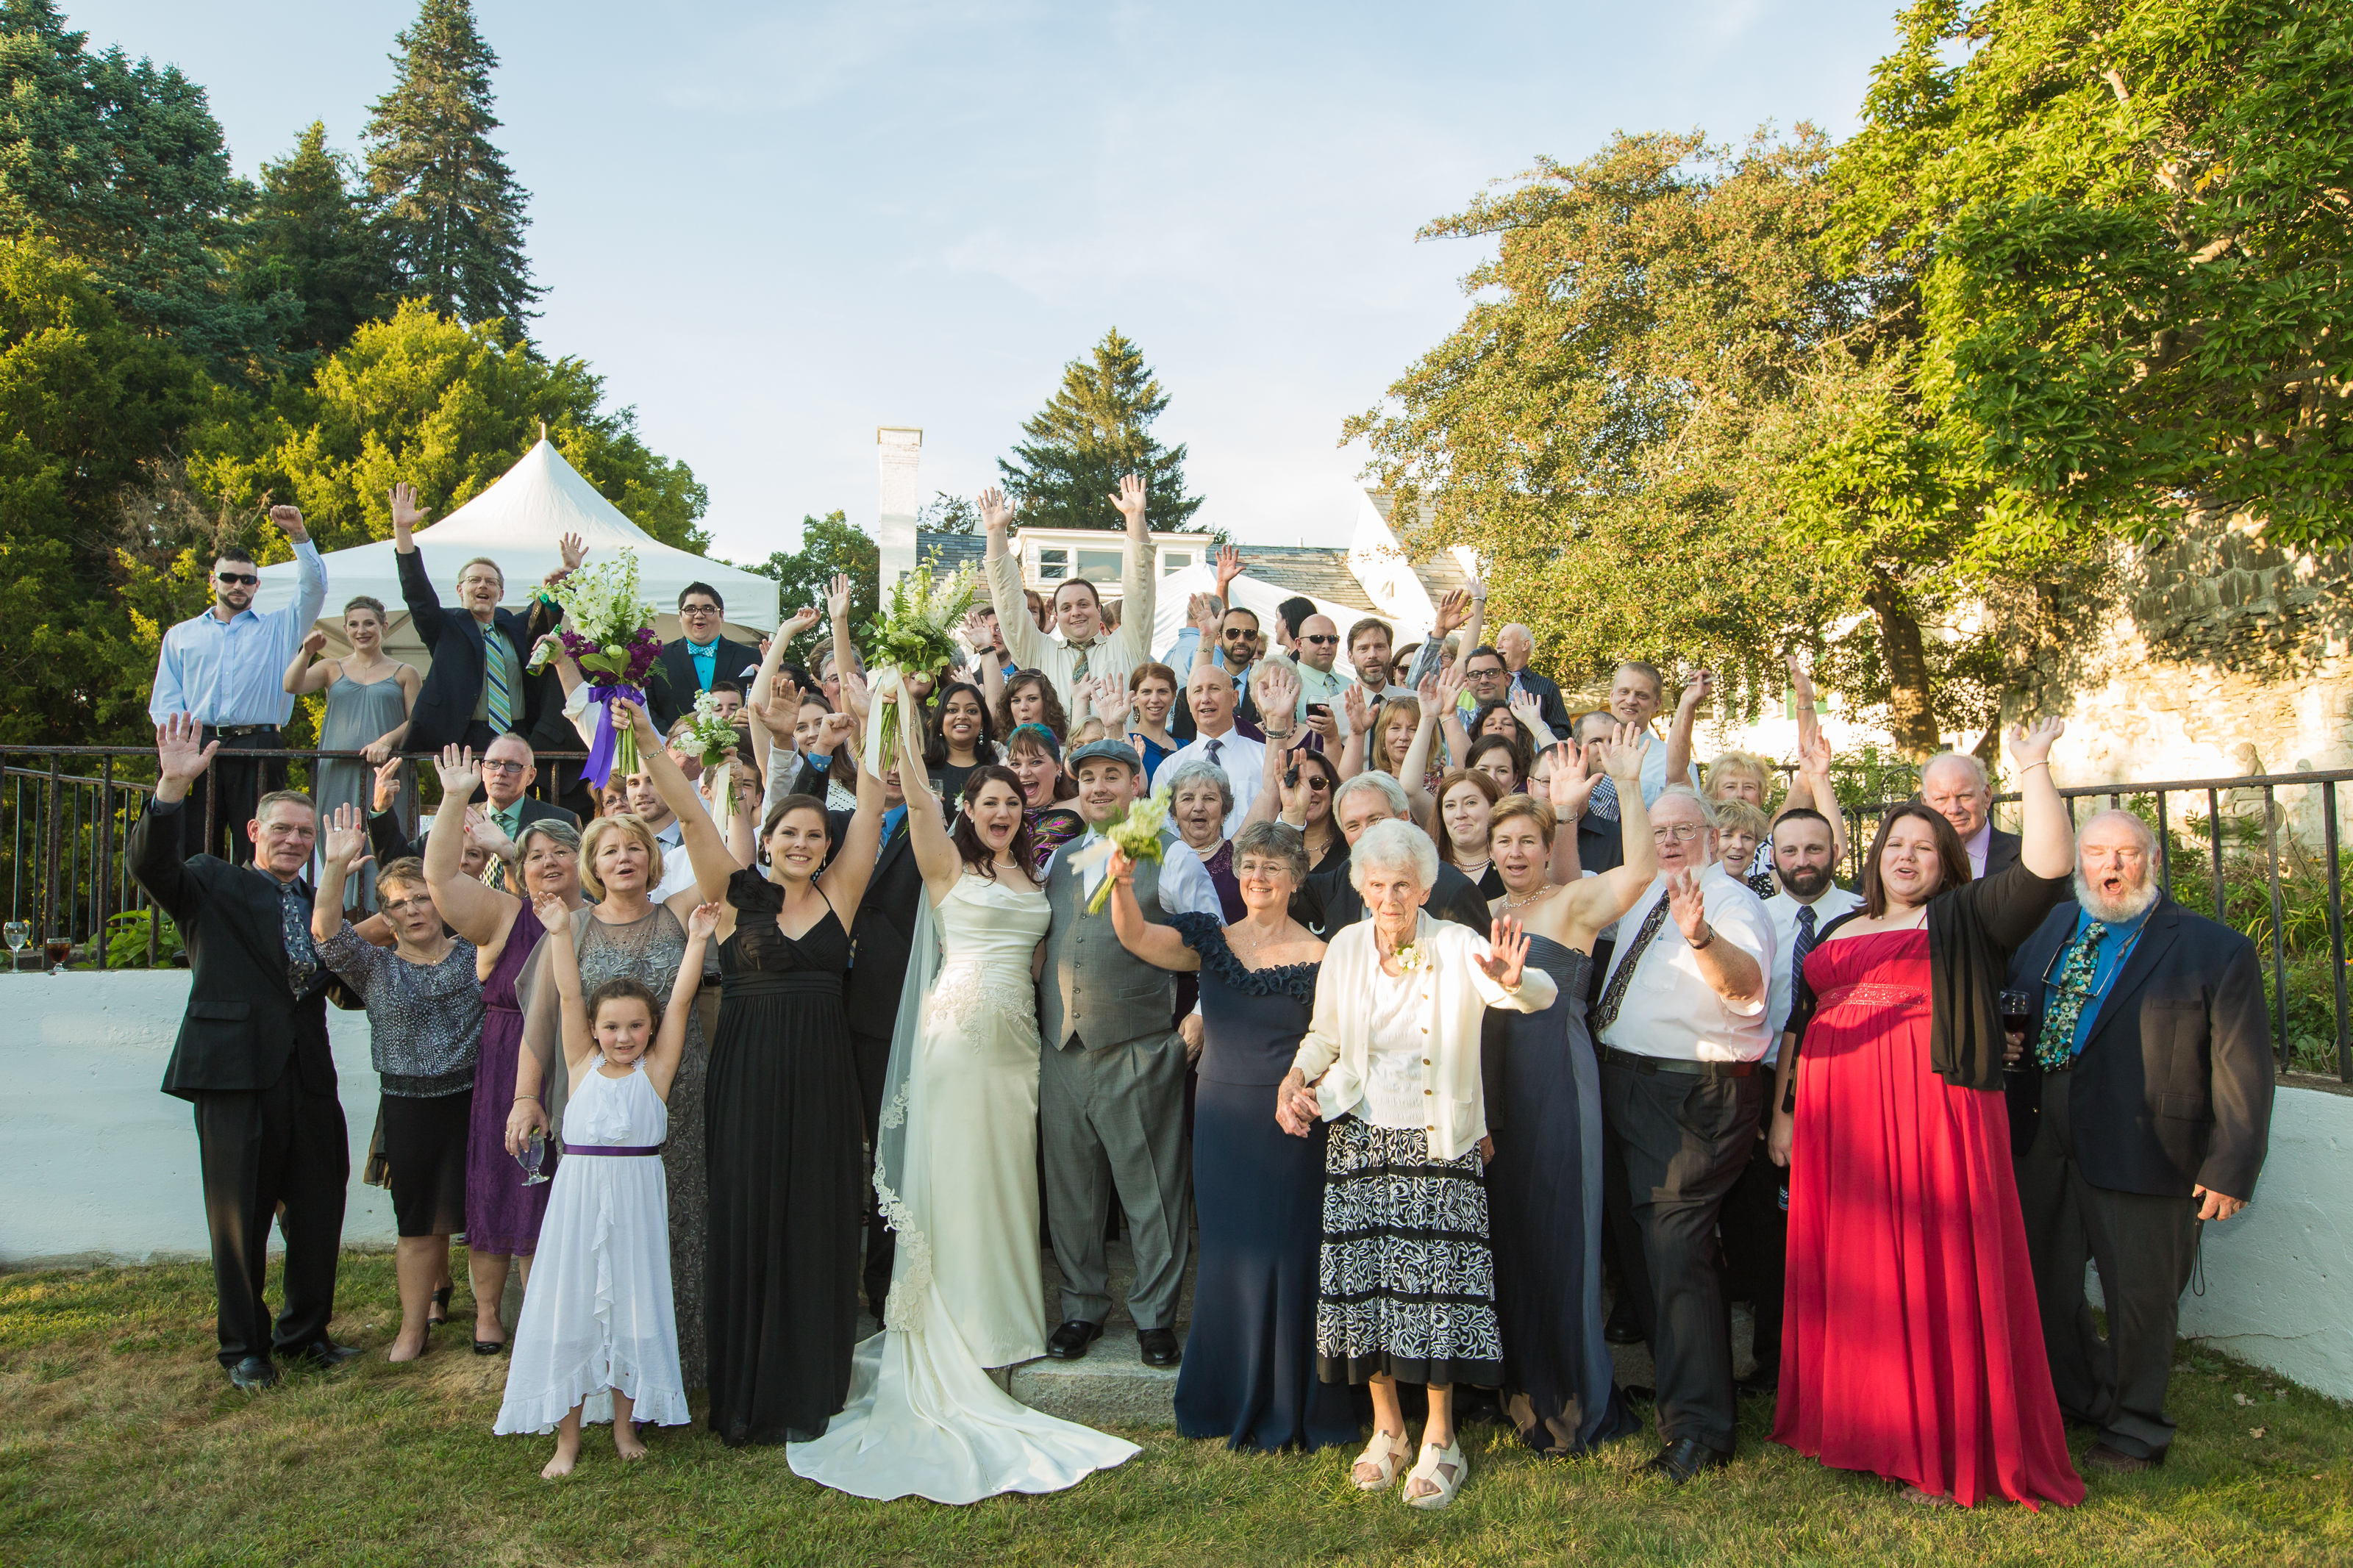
left=493, top=891, right=717, bottom=1478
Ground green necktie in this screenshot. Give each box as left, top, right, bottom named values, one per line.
left=1070, top=643, right=1090, bottom=684
left=487, top=637, right=513, bottom=730
left=2035, top=924, right=2107, bottom=1070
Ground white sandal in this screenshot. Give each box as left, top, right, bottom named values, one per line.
left=1351, top=1428, right=1412, bottom=1491
left=1404, top=1438, right=1468, bottom=1510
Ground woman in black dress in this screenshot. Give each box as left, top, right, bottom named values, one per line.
left=702, top=727, right=887, bottom=1445
left=1106, top=820, right=1355, bottom=1454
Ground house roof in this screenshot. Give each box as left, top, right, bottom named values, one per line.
left=916, top=531, right=984, bottom=573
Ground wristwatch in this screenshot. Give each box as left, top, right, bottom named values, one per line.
left=1690, top=923, right=1715, bottom=951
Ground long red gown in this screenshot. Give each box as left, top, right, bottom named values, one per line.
left=1771, top=929, right=2083, bottom=1508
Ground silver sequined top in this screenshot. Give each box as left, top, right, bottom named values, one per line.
left=318, top=923, right=483, bottom=1096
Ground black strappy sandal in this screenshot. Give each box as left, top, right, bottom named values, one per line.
left=428, top=1286, right=452, bottom=1328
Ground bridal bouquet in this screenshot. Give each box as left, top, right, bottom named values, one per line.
left=1074, top=784, right=1173, bottom=914
left=863, top=560, right=979, bottom=768
left=682, top=689, right=743, bottom=769
left=527, top=548, right=660, bottom=785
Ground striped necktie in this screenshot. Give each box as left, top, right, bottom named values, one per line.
left=1590, top=892, right=1675, bottom=1036
left=1070, top=642, right=1090, bottom=684
left=486, top=634, right=513, bottom=730
left=1790, top=902, right=1817, bottom=999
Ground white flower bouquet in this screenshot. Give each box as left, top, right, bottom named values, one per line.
left=682, top=689, right=742, bottom=770
left=1073, top=784, right=1173, bottom=914
left=526, top=548, right=660, bottom=784
left=863, top=561, right=979, bottom=769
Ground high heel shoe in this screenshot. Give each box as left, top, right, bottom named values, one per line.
left=428, top=1286, right=451, bottom=1328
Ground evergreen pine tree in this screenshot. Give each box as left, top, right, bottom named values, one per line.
left=363, top=0, right=539, bottom=329
left=998, top=329, right=1203, bottom=531
left=238, top=121, right=395, bottom=356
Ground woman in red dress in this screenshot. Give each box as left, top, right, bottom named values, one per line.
left=1768, top=719, right=2083, bottom=1508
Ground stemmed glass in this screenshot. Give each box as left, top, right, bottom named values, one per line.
left=515, top=1133, right=551, bottom=1186
left=2, top=921, right=28, bottom=974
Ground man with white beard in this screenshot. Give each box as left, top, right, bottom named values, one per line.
left=2004, top=809, right=2274, bottom=1475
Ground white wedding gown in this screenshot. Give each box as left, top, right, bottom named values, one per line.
left=787, top=873, right=1139, bottom=1502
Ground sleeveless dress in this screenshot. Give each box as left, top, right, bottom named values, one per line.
left=1771, top=928, right=2083, bottom=1508
left=1169, top=914, right=1356, bottom=1454
left=704, top=869, right=863, bottom=1445
left=493, top=1059, right=690, bottom=1434
left=1482, top=935, right=1638, bottom=1455
left=315, top=670, right=413, bottom=908
left=787, top=872, right=1139, bottom=1503
left=466, top=900, right=552, bottom=1258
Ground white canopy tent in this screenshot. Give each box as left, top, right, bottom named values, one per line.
left=251, top=438, right=779, bottom=659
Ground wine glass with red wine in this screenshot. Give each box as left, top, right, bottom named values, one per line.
left=1999, top=988, right=2034, bottom=1071
left=43, top=936, right=75, bottom=973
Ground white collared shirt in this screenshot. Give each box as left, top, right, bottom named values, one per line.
left=1962, top=820, right=1993, bottom=879
left=149, top=540, right=328, bottom=726
left=648, top=816, right=701, bottom=902
left=985, top=536, right=1157, bottom=713
left=1763, top=884, right=1864, bottom=1044
left=1594, top=862, right=1776, bottom=1063
left=1163, top=727, right=1265, bottom=836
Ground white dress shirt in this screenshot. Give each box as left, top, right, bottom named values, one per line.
left=649, top=816, right=702, bottom=902
left=1961, top=820, right=1993, bottom=879
left=149, top=540, right=328, bottom=726
left=985, top=534, right=1156, bottom=712
left=1763, top=884, right=1863, bottom=1045
left=1063, top=827, right=1224, bottom=918
left=1163, top=727, right=1265, bottom=836
left=1594, top=863, right=1776, bottom=1063
left=1638, top=737, right=1704, bottom=806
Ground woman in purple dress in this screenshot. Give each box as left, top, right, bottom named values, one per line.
left=422, top=803, right=588, bottom=1354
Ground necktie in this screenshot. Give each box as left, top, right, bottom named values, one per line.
left=1070, top=643, right=1090, bottom=685
left=1790, top=903, right=1817, bottom=1000
left=2035, top=923, right=2107, bottom=1070
left=276, top=877, right=318, bottom=995
left=1590, top=892, right=1675, bottom=1036
left=1588, top=774, right=1621, bottom=823
left=1204, top=738, right=1223, bottom=770
left=486, top=634, right=513, bottom=731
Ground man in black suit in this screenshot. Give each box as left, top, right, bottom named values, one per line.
left=648, top=581, right=761, bottom=732
left=2006, top=809, right=2273, bottom=1474
left=130, top=715, right=362, bottom=1391
left=366, top=734, right=576, bottom=888
left=390, top=482, right=549, bottom=753
left=1921, top=750, right=2021, bottom=878
left=1289, top=772, right=1490, bottom=934
left=1496, top=623, right=1575, bottom=735
left=786, top=712, right=921, bottom=1314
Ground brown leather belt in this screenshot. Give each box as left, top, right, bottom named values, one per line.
left=1599, top=1045, right=1761, bottom=1079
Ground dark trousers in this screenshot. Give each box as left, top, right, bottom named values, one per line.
left=1598, top=1059, right=1764, bottom=1453
left=179, top=730, right=288, bottom=865
left=191, top=1072, right=349, bottom=1367
left=2015, top=1073, right=2198, bottom=1459
left=851, top=1028, right=895, bottom=1314
left=1718, top=1130, right=1788, bottom=1383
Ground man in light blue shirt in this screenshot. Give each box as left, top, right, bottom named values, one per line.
left=149, top=506, right=326, bottom=863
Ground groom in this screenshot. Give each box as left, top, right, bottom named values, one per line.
left=1038, top=738, right=1225, bottom=1366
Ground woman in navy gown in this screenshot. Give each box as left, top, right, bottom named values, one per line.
left=1105, top=820, right=1356, bottom=1453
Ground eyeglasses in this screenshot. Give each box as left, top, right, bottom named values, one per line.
left=216, top=572, right=259, bottom=586
left=680, top=604, right=721, bottom=617
left=479, top=759, right=529, bottom=775
left=1652, top=823, right=1707, bottom=842
left=1468, top=665, right=1506, bottom=679
left=382, top=894, right=435, bottom=916
left=1300, top=634, right=1338, bottom=645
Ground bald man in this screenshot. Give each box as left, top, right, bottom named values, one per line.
left=1163, top=665, right=1268, bottom=834
left=1496, top=623, right=1572, bottom=733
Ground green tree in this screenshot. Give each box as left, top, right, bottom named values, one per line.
left=0, top=0, right=282, bottom=365
left=915, top=491, right=978, bottom=534
left=190, top=301, right=705, bottom=554
left=236, top=121, right=396, bottom=358
left=363, top=0, right=538, bottom=329
left=740, top=512, right=878, bottom=648
left=0, top=235, right=207, bottom=744
left=1836, top=0, right=2353, bottom=553
left=999, top=329, right=1203, bottom=531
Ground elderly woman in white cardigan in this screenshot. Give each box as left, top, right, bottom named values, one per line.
left=1274, top=817, right=1553, bottom=1511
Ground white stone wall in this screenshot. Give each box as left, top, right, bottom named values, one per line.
left=3, top=973, right=396, bottom=1266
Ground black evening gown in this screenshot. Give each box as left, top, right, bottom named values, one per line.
left=1171, top=912, right=1359, bottom=1453
left=1481, top=934, right=1638, bottom=1454
left=704, top=869, right=863, bottom=1445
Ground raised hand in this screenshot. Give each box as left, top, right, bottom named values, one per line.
left=1110, top=473, right=1147, bottom=529
left=978, top=485, right=1015, bottom=534
left=465, top=806, right=518, bottom=865
left=817, top=711, right=857, bottom=753
left=1190, top=592, right=1221, bottom=636
left=838, top=667, right=871, bottom=720
left=435, top=743, right=482, bottom=803
left=322, top=803, right=371, bottom=872
left=1214, top=543, right=1244, bottom=593
left=155, top=714, right=219, bottom=787
left=1799, top=728, right=1833, bottom=778
left=1547, top=742, right=1599, bottom=818
left=268, top=503, right=308, bottom=542
left=1254, top=661, right=1301, bottom=726
left=529, top=887, right=570, bottom=935
left=1432, top=589, right=1468, bottom=636
left=1509, top=695, right=1546, bottom=732
left=371, top=756, right=405, bottom=812
left=1477, top=915, right=1529, bottom=990
left=826, top=573, right=852, bottom=623
left=388, top=482, right=424, bottom=543
left=1604, top=723, right=1649, bottom=781
left=782, top=605, right=822, bottom=640
left=2007, top=716, right=2065, bottom=765
left=613, top=695, right=659, bottom=744
left=1679, top=666, right=1714, bottom=712
left=300, top=628, right=328, bottom=659
left=1095, top=674, right=1134, bottom=730
left=1434, top=662, right=1466, bottom=714
left=1342, top=681, right=1371, bottom=737
left=558, top=531, right=587, bottom=571
left=960, top=607, right=994, bottom=651
left=1663, top=868, right=1709, bottom=946
left=686, top=901, right=721, bottom=942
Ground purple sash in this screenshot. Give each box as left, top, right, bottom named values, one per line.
left=563, top=1144, right=663, bottom=1157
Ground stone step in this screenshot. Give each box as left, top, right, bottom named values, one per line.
left=1011, top=1323, right=1181, bottom=1425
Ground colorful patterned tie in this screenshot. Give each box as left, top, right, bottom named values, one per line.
left=1069, top=643, right=1090, bottom=686
left=278, top=878, right=318, bottom=995
left=1590, top=892, right=1676, bottom=1036
left=2035, top=924, right=2107, bottom=1070
left=1588, top=774, right=1621, bottom=823
left=486, top=636, right=513, bottom=731
left=1790, top=903, right=1817, bottom=999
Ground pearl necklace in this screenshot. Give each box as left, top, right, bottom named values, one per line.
left=1502, top=884, right=1554, bottom=912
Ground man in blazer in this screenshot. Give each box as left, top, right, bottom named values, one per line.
left=648, top=581, right=761, bottom=732
left=2005, top=809, right=2273, bottom=1474
left=1922, top=751, right=2021, bottom=878
left=366, top=734, right=576, bottom=888
left=131, top=716, right=360, bottom=1391
left=1496, top=623, right=1575, bottom=735
left=391, top=482, right=548, bottom=752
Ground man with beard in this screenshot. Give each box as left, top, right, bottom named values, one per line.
left=2004, top=809, right=2272, bottom=1474
left=1727, top=808, right=1863, bottom=1393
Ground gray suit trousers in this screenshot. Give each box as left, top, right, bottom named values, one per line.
left=1040, top=1029, right=1192, bottom=1329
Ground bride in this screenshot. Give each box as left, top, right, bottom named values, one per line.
left=787, top=679, right=1138, bottom=1502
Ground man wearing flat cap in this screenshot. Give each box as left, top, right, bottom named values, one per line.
left=1035, top=738, right=1225, bottom=1367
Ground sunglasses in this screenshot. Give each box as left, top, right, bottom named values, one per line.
left=1300, top=633, right=1338, bottom=645
left=1221, top=629, right=1256, bottom=640
left=217, top=572, right=259, bottom=586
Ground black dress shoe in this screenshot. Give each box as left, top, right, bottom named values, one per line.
left=1604, top=1300, right=1644, bottom=1345
left=226, top=1356, right=279, bottom=1392
left=1045, top=1320, right=1104, bottom=1361
left=290, top=1342, right=364, bottom=1371
left=1137, top=1328, right=1181, bottom=1367
left=1735, top=1370, right=1780, bottom=1398
left=1644, top=1436, right=1732, bottom=1485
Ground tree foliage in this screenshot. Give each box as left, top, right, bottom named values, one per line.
left=916, top=491, right=979, bottom=534
left=999, top=329, right=1203, bottom=531
left=739, top=513, right=878, bottom=647
left=235, top=122, right=396, bottom=359
left=363, top=0, right=539, bottom=331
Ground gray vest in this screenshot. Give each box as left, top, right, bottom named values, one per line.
left=1038, top=829, right=1180, bottom=1053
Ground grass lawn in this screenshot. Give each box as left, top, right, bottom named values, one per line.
left=2, top=1250, right=2348, bottom=1567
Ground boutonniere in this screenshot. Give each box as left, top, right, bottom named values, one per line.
left=1391, top=941, right=1427, bottom=973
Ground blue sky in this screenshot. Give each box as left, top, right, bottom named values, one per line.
left=71, top=0, right=1899, bottom=559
